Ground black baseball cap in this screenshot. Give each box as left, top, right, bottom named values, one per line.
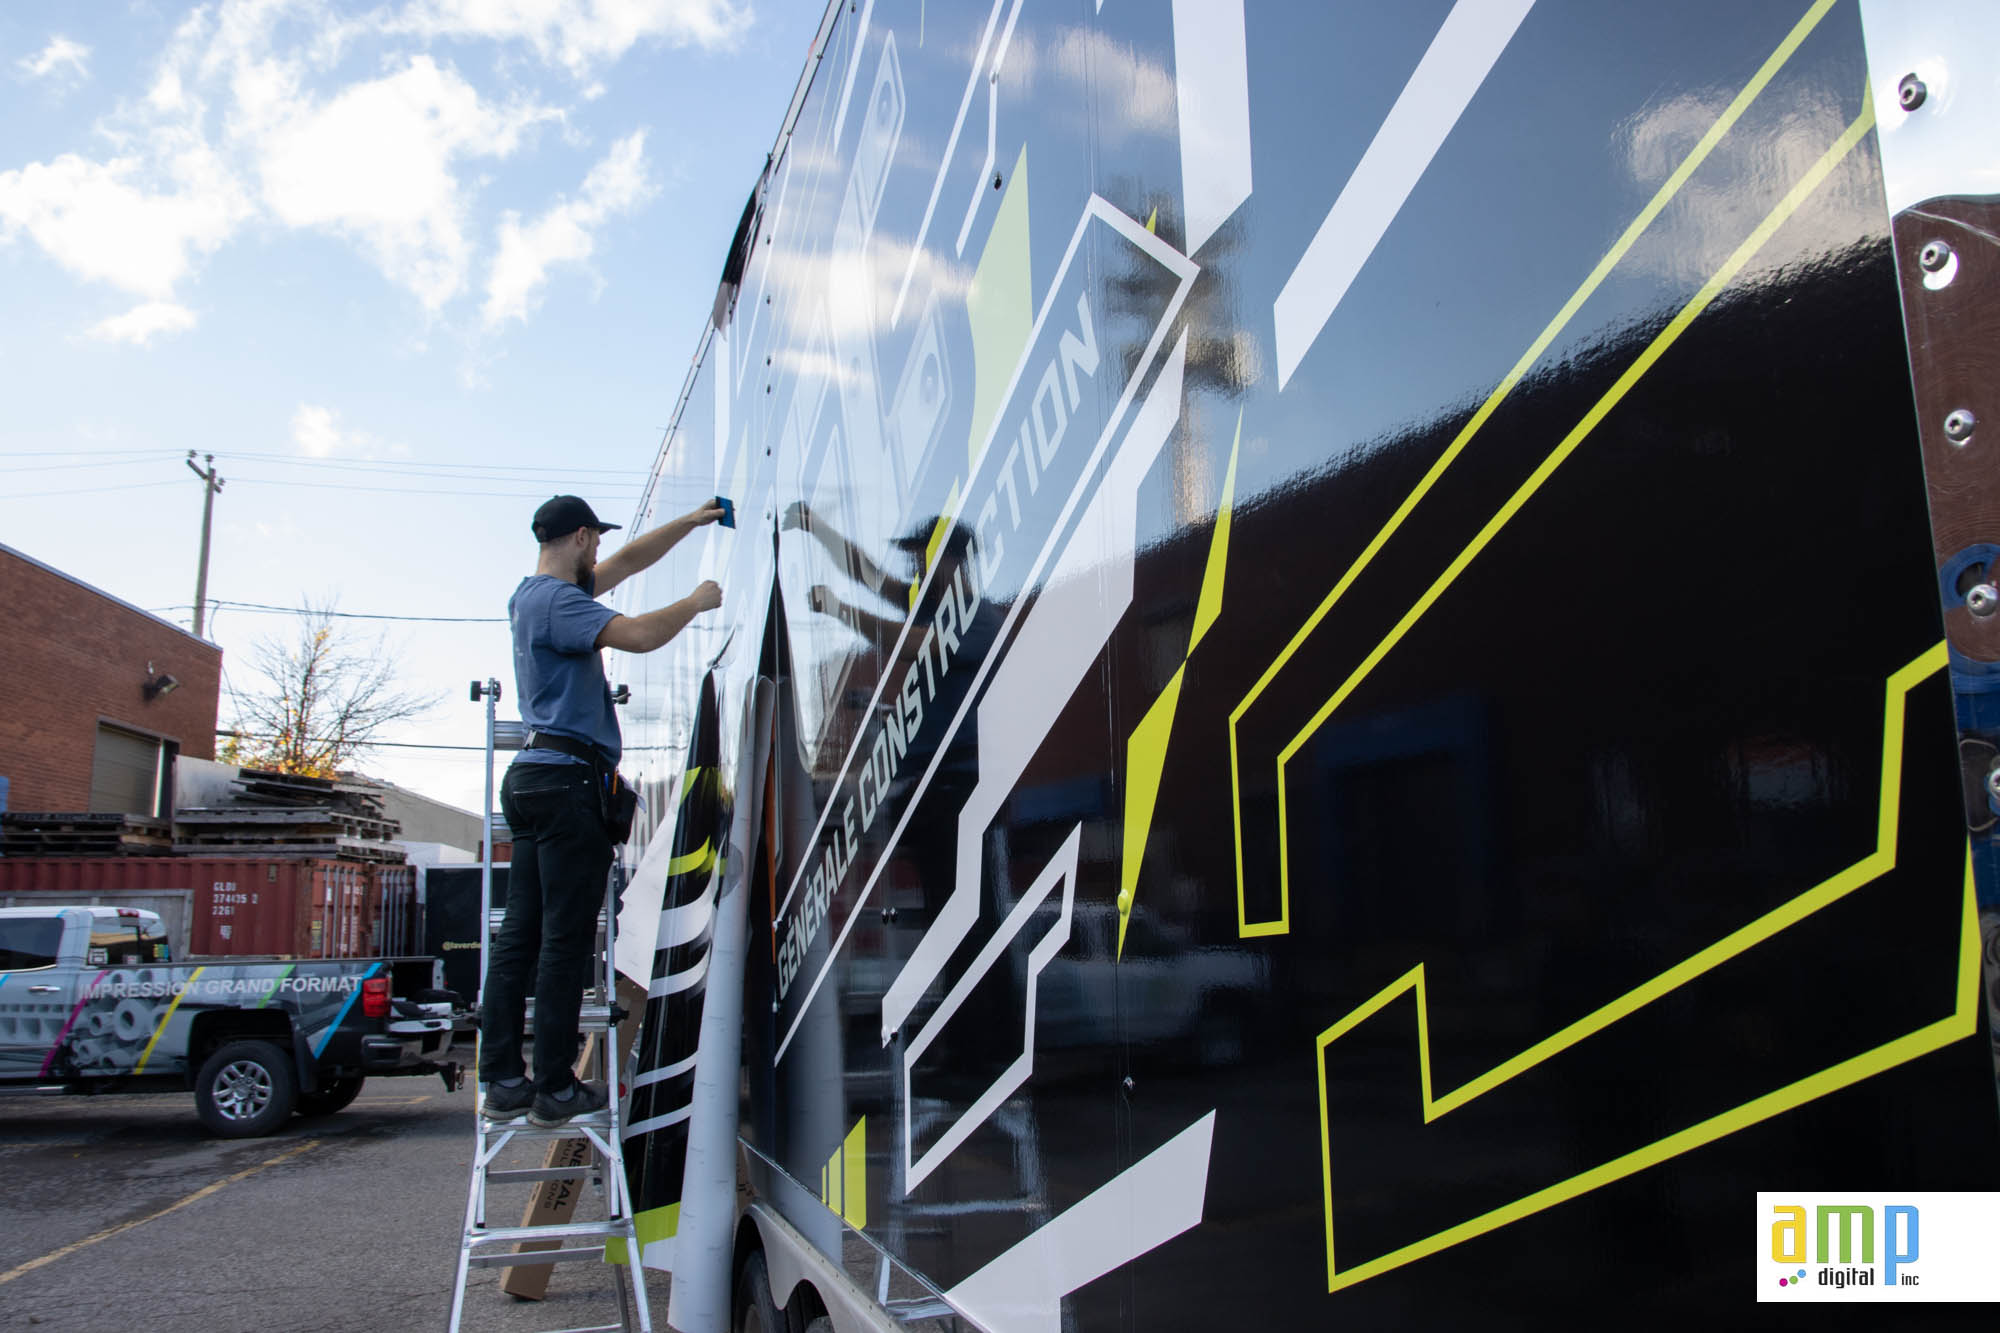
left=532, top=495, right=622, bottom=542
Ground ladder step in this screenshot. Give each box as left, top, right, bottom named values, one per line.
left=478, top=1109, right=616, bottom=1138
left=487, top=1165, right=599, bottom=1184
left=465, top=1246, right=619, bottom=1269
left=518, top=1002, right=620, bottom=1034
left=468, top=1219, right=629, bottom=1245
left=492, top=909, right=608, bottom=933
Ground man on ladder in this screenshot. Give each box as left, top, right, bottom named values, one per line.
left=481, top=493, right=722, bottom=1124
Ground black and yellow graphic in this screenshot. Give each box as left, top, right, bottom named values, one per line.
left=606, top=0, right=2000, bottom=1323
left=819, top=1116, right=868, bottom=1230
left=1229, top=2, right=1853, bottom=938
left=1315, top=645, right=1981, bottom=1290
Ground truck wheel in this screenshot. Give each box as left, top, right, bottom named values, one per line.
left=195, top=1040, right=298, bottom=1138
left=295, top=1075, right=364, bottom=1117
left=732, top=1251, right=782, bottom=1333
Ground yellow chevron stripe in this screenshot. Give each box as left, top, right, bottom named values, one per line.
left=134, top=966, right=205, bottom=1074
left=668, top=840, right=715, bottom=877
left=1229, top=0, right=1844, bottom=936
left=1316, top=643, right=1970, bottom=1290
left=1277, top=96, right=1877, bottom=935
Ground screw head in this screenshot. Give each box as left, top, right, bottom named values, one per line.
left=1899, top=74, right=1928, bottom=110
left=1986, top=764, right=2000, bottom=803
left=1121, top=1075, right=1135, bottom=1093
left=1944, top=409, right=1976, bottom=444
left=1966, top=583, right=1998, bottom=617
left=1919, top=239, right=1954, bottom=272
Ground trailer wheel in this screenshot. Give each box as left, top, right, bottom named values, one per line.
left=295, top=1075, right=364, bottom=1117
left=732, top=1251, right=782, bottom=1333
left=195, top=1040, right=298, bottom=1138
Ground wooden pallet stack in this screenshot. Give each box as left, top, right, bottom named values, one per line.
left=171, top=768, right=406, bottom=864
left=0, top=812, right=174, bottom=856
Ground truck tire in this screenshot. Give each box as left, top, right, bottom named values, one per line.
left=295, top=1075, right=364, bottom=1117
left=732, top=1251, right=782, bottom=1333
left=194, top=1040, right=298, bottom=1138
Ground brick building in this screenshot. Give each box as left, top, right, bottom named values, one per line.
left=0, top=543, right=221, bottom=816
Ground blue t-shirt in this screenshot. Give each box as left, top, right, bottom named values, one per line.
left=509, top=574, right=621, bottom=770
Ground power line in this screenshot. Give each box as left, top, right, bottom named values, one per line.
left=209, top=448, right=649, bottom=477
left=1, top=448, right=181, bottom=460
left=208, top=454, right=650, bottom=481
left=4, top=479, right=183, bottom=500
left=157, top=599, right=506, bottom=624
left=5, top=446, right=647, bottom=477
left=3, top=476, right=638, bottom=501
left=0, top=456, right=186, bottom=474
left=226, top=477, right=644, bottom=499
left=217, top=729, right=489, bottom=752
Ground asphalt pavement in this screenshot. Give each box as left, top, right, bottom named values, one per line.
left=0, top=1080, right=672, bottom=1333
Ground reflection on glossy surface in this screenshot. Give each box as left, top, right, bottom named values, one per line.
left=608, top=1, right=2000, bottom=1325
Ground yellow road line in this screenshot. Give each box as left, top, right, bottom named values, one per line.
left=1273, top=95, right=1878, bottom=912
left=0, top=1138, right=321, bottom=1287
left=1228, top=0, right=1842, bottom=935
left=133, top=965, right=206, bottom=1074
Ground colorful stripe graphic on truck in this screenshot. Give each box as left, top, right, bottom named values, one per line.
left=52, top=965, right=374, bottom=1078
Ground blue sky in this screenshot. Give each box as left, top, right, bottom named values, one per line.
left=0, top=0, right=822, bottom=814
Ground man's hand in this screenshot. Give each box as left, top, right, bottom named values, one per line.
left=596, top=580, right=724, bottom=653
left=595, top=502, right=724, bottom=596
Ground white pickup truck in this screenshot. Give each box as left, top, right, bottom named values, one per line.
left=0, top=904, right=464, bottom=1136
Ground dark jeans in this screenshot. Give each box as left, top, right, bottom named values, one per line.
left=479, top=762, right=611, bottom=1094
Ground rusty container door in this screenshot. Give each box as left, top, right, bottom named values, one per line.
left=190, top=858, right=308, bottom=957
left=0, top=855, right=318, bottom=958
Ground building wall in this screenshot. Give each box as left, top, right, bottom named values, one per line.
left=371, top=779, right=482, bottom=853
left=0, top=544, right=222, bottom=813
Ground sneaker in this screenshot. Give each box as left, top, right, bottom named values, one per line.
left=480, top=1079, right=535, bottom=1121
left=529, top=1079, right=609, bottom=1127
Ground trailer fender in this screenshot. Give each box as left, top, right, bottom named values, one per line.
left=742, top=1201, right=905, bottom=1333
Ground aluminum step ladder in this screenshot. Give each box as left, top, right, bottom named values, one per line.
left=449, top=678, right=650, bottom=1333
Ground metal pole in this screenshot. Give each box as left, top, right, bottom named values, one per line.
left=185, top=452, right=224, bottom=638
left=478, top=678, right=499, bottom=1008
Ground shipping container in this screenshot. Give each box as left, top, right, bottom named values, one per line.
left=0, top=856, right=406, bottom=959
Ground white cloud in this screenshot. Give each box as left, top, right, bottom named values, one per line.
left=386, top=0, right=752, bottom=76
left=292, top=403, right=345, bottom=456
left=289, top=403, right=412, bottom=459
left=483, top=128, right=655, bottom=326
left=87, top=301, right=198, bottom=344
left=19, top=35, right=90, bottom=81
left=0, top=148, right=251, bottom=298
left=2, top=0, right=707, bottom=333
left=258, top=55, right=558, bottom=309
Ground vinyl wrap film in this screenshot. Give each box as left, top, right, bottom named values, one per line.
left=601, top=1, right=2000, bottom=1326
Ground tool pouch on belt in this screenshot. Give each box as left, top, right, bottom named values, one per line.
left=601, top=770, right=638, bottom=844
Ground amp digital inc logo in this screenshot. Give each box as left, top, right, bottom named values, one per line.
left=1770, top=1202, right=1919, bottom=1290
left=1755, top=1192, right=2000, bottom=1303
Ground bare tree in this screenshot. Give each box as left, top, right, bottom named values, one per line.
left=221, top=602, right=439, bottom=777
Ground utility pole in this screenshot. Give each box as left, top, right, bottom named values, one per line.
left=185, top=451, right=225, bottom=638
